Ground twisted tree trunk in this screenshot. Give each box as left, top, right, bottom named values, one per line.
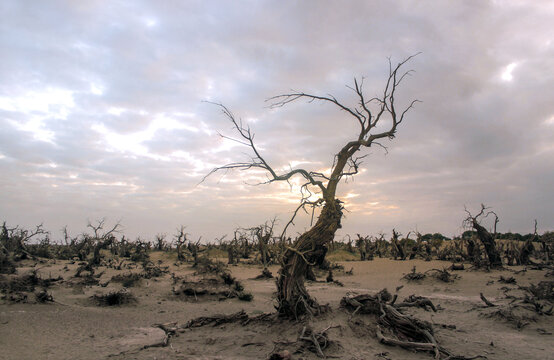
left=472, top=220, right=502, bottom=268
left=205, top=56, right=418, bottom=319
left=276, top=200, right=343, bottom=318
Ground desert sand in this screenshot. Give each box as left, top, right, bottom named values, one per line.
left=1, top=255, right=552, bottom=360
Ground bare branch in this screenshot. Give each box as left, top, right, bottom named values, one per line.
left=202, top=102, right=327, bottom=194
left=204, top=55, right=418, bottom=212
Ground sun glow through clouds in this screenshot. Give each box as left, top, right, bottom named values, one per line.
left=0, top=88, right=75, bottom=143
left=91, top=113, right=207, bottom=163
left=501, top=62, right=517, bottom=81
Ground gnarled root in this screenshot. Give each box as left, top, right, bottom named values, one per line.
left=341, top=289, right=479, bottom=359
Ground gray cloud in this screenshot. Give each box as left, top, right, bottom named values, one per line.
left=1, top=0, right=553, bottom=241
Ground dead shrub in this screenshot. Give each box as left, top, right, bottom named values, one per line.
left=425, top=268, right=459, bottom=282
left=194, top=257, right=227, bottom=275
left=525, top=281, right=554, bottom=301
left=0, top=253, right=16, bottom=274
left=402, top=266, right=426, bottom=281
left=499, top=276, right=516, bottom=284
left=91, top=289, right=136, bottom=306
left=35, top=289, right=54, bottom=303
left=141, top=261, right=169, bottom=279
left=482, top=306, right=537, bottom=329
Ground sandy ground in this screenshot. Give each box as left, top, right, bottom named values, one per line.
left=1, top=256, right=552, bottom=360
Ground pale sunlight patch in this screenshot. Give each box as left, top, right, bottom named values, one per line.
left=0, top=87, right=75, bottom=143
left=143, top=17, right=158, bottom=27
left=26, top=172, right=56, bottom=178
left=501, top=62, right=517, bottom=81
left=91, top=181, right=135, bottom=188
left=171, top=150, right=210, bottom=172
left=0, top=88, right=74, bottom=113
left=108, top=107, right=126, bottom=116
left=10, top=118, right=56, bottom=143
left=91, top=122, right=149, bottom=155
left=203, top=77, right=215, bottom=101
left=92, top=113, right=199, bottom=159
left=90, top=83, right=104, bottom=95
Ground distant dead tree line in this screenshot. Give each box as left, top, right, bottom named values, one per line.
left=2, top=211, right=552, bottom=276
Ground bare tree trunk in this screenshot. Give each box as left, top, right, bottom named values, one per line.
left=391, top=229, right=405, bottom=260
left=276, top=200, right=343, bottom=318
left=204, top=56, right=418, bottom=319
left=466, top=237, right=476, bottom=263
left=472, top=220, right=502, bottom=268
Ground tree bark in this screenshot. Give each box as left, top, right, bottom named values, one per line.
left=276, top=200, right=343, bottom=318
left=472, top=220, right=502, bottom=268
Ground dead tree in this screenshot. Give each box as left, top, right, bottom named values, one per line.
left=173, top=226, right=188, bottom=262
left=391, top=229, right=406, bottom=260
left=355, top=234, right=375, bottom=261
left=205, top=56, right=418, bottom=318
left=463, top=204, right=502, bottom=268
left=233, top=229, right=252, bottom=260
left=1, top=222, right=49, bottom=260
left=227, top=233, right=240, bottom=265
left=518, top=220, right=536, bottom=265
left=251, top=220, right=276, bottom=270
left=356, top=234, right=368, bottom=261
left=344, top=235, right=354, bottom=253
left=375, top=233, right=387, bottom=258
left=464, top=234, right=478, bottom=263
left=155, top=233, right=166, bottom=251
left=86, top=219, right=121, bottom=266
left=188, top=237, right=202, bottom=267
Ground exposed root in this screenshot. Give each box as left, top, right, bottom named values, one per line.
left=478, top=280, right=552, bottom=329
left=482, top=305, right=536, bottom=329
left=479, top=293, right=496, bottom=307
left=498, top=276, right=516, bottom=284
left=396, top=295, right=437, bottom=312
left=402, top=266, right=426, bottom=281
left=253, top=267, right=273, bottom=279
left=297, top=325, right=339, bottom=358
left=523, top=280, right=553, bottom=301
left=341, top=289, right=477, bottom=359
left=449, top=263, right=465, bottom=271
left=425, top=268, right=459, bottom=283
left=402, top=267, right=458, bottom=283
left=183, top=310, right=273, bottom=328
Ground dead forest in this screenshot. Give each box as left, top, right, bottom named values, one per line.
left=1, top=206, right=552, bottom=359
left=2, top=57, right=553, bottom=359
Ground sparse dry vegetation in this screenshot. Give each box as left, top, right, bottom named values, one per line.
left=0, top=216, right=552, bottom=359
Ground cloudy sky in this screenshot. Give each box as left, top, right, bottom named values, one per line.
left=1, top=0, right=553, bottom=242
